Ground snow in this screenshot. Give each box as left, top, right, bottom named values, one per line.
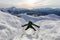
left=35, top=20, right=60, bottom=40
left=19, top=20, right=60, bottom=40
left=0, top=11, right=26, bottom=40
left=0, top=11, right=60, bottom=40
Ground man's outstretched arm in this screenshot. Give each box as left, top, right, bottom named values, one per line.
left=33, top=24, right=40, bottom=28
left=22, top=24, right=28, bottom=27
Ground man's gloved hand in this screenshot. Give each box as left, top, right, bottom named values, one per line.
left=37, top=26, right=40, bottom=28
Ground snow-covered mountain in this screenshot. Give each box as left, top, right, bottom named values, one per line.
left=0, top=11, right=60, bottom=40
left=1, top=7, right=60, bottom=16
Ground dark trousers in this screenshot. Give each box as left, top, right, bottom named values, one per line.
left=25, top=26, right=36, bottom=31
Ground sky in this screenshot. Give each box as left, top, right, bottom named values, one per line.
left=0, top=0, right=60, bottom=8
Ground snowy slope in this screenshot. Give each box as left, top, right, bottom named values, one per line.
left=19, top=20, right=60, bottom=40
left=0, top=11, right=60, bottom=40
left=16, top=14, right=60, bottom=40
left=35, top=20, right=60, bottom=40
left=16, top=20, right=60, bottom=40
left=0, top=11, right=26, bottom=40
left=17, top=14, right=60, bottom=40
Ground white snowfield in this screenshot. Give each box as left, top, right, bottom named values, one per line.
left=35, top=20, right=60, bottom=40
left=0, top=11, right=60, bottom=40
left=0, top=11, right=26, bottom=40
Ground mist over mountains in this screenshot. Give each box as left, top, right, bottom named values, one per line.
left=0, top=7, right=60, bottom=16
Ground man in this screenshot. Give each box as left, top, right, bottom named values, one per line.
left=22, top=21, right=40, bottom=31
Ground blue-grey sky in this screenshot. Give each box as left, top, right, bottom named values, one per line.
left=0, top=0, right=60, bottom=8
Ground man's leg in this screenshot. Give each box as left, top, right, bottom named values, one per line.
left=31, top=27, right=36, bottom=31
left=25, top=27, right=29, bottom=30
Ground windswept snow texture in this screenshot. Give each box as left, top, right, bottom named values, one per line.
left=35, top=20, right=60, bottom=40
left=0, top=11, right=60, bottom=40
left=0, top=11, right=26, bottom=40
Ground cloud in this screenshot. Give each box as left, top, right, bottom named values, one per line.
left=35, top=0, right=60, bottom=8
left=0, top=0, right=60, bottom=8
left=0, top=4, right=12, bottom=8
